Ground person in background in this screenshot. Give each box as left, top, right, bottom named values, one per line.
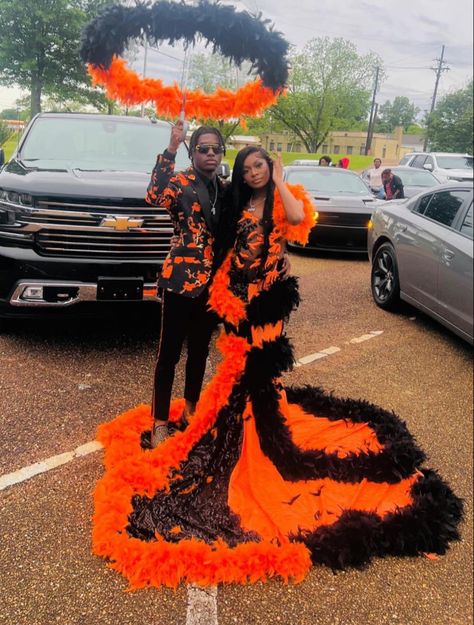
left=381, top=168, right=405, bottom=200
left=337, top=157, right=350, bottom=169
left=319, top=155, right=332, bottom=167
left=366, top=158, right=384, bottom=197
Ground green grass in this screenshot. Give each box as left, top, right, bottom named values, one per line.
left=1, top=132, right=20, bottom=160
left=224, top=149, right=372, bottom=172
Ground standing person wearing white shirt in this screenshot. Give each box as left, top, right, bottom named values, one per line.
left=366, top=158, right=384, bottom=197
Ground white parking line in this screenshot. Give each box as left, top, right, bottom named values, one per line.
left=0, top=440, right=103, bottom=491
left=0, top=330, right=385, bottom=492
left=186, top=585, right=218, bottom=625
left=295, top=331, right=383, bottom=367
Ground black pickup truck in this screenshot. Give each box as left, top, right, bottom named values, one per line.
left=0, top=113, right=191, bottom=330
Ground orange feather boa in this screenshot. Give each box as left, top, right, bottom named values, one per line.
left=88, top=57, right=284, bottom=121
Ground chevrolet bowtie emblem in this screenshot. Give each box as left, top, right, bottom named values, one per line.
left=100, top=216, right=144, bottom=231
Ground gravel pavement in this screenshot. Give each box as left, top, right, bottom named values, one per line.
left=1, top=252, right=472, bottom=625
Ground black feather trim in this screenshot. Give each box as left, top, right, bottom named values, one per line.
left=286, top=385, right=426, bottom=466
left=80, top=1, right=289, bottom=91
left=246, top=277, right=300, bottom=327
left=244, top=335, right=296, bottom=387
left=246, top=375, right=425, bottom=483
left=292, top=469, right=464, bottom=569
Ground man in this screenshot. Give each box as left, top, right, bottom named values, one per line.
left=381, top=168, right=405, bottom=200
left=366, top=158, right=384, bottom=196
left=146, top=121, right=229, bottom=446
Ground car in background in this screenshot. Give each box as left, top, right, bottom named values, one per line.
left=290, top=159, right=320, bottom=166
left=284, top=166, right=381, bottom=253
left=399, top=152, right=473, bottom=183
left=0, top=113, right=189, bottom=329
left=361, top=165, right=442, bottom=198
left=368, top=183, right=473, bottom=344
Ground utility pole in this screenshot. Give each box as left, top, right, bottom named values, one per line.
left=365, top=66, right=380, bottom=156
left=140, top=37, right=149, bottom=118
left=423, top=45, right=450, bottom=150
left=366, top=103, right=378, bottom=158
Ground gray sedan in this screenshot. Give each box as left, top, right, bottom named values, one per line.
left=284, top=166, right=381, bottom=252
left=368, top=184, right=473, bottom=344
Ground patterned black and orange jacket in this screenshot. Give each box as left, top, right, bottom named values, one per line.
left=146, top=152, right=227, bottom=297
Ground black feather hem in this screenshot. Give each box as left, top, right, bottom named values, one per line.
left=292, top=469, right=464, bottom=570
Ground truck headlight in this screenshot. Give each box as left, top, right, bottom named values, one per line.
left=0, top=190, right=34, bottom=206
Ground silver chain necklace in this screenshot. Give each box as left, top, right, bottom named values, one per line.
left=248, top=196, right=266, bottom=212
left=210, top=183, right=218, bottom=215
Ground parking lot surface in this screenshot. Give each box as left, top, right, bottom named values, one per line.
left=1, top=252, right=472, bottom=625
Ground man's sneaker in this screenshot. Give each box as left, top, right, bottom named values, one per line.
left=150, top=423, right=169, bottom=448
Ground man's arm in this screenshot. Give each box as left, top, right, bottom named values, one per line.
left=146, top=120, right=186, bottom=207
left=393, top=176, right=404, bottom=199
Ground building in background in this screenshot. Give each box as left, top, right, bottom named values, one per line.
left=260, top=127, right=421, bottom=161
left=226, top=135, right=261, bottom=150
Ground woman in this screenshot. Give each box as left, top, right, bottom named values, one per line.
left=92, top=148, right=462, bottom=589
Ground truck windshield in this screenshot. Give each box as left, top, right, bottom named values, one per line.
left=19, top=116, right=190, bottom=172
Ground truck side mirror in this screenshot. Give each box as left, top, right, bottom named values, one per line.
left=218, top=163, right=231, bottom=179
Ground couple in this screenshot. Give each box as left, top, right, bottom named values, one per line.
left=147, top=121, right=305, bottom=447
left=92, top=123, right=462, bottom=589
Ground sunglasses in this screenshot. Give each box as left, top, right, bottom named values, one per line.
left=194, top=143, right=225, bottom=155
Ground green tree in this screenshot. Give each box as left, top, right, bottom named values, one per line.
left=405, top=123, right=424, bottom=135
left=0, top=107, right=18, bottom=120
left=189, top=51, right=254, bottom=94
left=268, top=38, right=383, bottom=153
left=0, top=0, right=109, bottom=118
left=187, top=52, right=255, bottom=140
left=426, top=81, right=473, bottom=153
left=377, top=96, right=419, bottom=132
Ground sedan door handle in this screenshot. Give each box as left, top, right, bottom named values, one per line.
left=442, top=249, right=455, bottom=261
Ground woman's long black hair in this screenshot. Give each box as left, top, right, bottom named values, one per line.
left=220, top=147, right=275, bottom=258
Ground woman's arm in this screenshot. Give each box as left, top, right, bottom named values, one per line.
left=272, top=155, right=304, bottom=225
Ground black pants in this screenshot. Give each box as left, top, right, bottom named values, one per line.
left=152, top=288, right=218, bottom=422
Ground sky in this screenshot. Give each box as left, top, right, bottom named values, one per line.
left=0, top=0, right=472, bottom=116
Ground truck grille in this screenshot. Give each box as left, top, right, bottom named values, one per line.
left=36, top=229, right=171, bottom=259
left=17, top=197, right=173, bottom=260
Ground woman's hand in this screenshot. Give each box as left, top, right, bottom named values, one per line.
left=272, top=153, right=285, bottom=187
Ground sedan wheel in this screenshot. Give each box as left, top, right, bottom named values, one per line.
left=371, top=243, right=400, bottom=310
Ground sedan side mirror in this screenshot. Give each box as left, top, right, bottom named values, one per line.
left=423, top=163, right=433, bottom=171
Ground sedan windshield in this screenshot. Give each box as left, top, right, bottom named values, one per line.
left=19, top=117, right=189, bottom=172
left=286, top=169, right=370, bottom=195
left=436, top=156, right=473, bottom=170
left=393, top=169, right=438, bottom=186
